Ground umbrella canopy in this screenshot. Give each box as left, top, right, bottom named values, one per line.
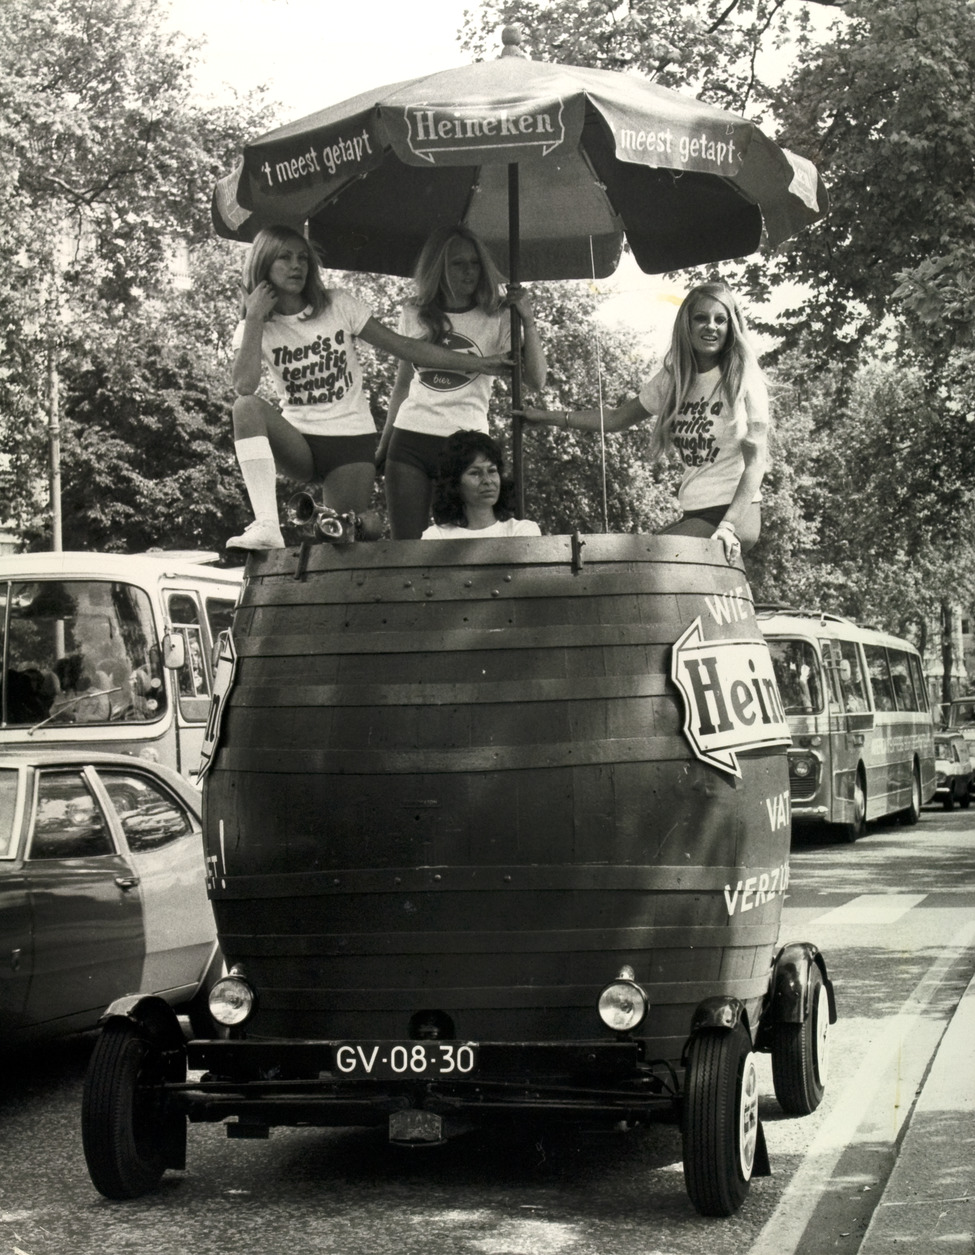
left=213, top=33, right=827, bottom=282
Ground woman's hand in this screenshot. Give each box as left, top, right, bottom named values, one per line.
left=504, top=285, right=535, bottom=324
left=712, top=522, right=742, bottom=562
left=242, top=281, right=278, bottom=322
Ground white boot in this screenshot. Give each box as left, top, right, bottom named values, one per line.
left=230, top=436, right=284, bottom=549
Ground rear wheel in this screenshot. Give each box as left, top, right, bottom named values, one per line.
left=682, top=1024, right=759, bottom=1216
left=771, top=963, right=830, bottom=1116
left=82, top=1020, right=185, bottom=1199
left=900, top=762, right=922, bottom=825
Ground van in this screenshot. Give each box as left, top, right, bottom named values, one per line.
left=0, top=552, right=242, bottom=778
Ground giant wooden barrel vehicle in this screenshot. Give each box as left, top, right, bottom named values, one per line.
left=81, top=532, right=835, bottom=1216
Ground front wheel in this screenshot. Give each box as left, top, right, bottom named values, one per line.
left=82, top=1019, right=185, bottom=1199
left=961, top=787, right=971, bottom=810
left=682, top=1024, right=759, bottom=1216
left=771, top=963, right=830, bottom=1116
left=943, top=790, right=956, bottom=812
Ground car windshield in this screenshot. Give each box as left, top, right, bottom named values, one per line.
left=951, top=702, right=975, bottom=726
left=768, top=638, right=824, bottom=714
left=0, top=580, right=166, bottom=729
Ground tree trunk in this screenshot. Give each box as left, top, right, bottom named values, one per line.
left=941, top=601, right=954, bottom=707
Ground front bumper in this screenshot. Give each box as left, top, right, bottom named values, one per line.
left=178, top=1038, right=680, bottom=1130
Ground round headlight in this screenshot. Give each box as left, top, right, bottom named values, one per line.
left=598, top=979, right=648, bottom=1032
left=208, top=974, right=256, bottom=1027
left=793, top=757, right=813, bottom=778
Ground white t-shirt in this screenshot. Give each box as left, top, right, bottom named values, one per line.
left=392, top=304, right=511, bottom=437
left=638, top=365, right=764, bottom=511
left=422, top=518, right=542, bottom=539
left=231, top=289, right=376, bottom=436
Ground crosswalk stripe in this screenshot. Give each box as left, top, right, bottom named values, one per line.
left=810, top=893, right=927, bottom=925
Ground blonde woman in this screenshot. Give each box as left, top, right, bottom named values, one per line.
left=519, top=282, right=769, bottom=561
left=377, top=225, right=548, bottom=539
left=228, top=225, right=512, bottom=550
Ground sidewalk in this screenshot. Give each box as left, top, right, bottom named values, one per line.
left=858, top=971, right=975, bottom=1254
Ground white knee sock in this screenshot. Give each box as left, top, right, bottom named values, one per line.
left=235, top=436, right=278, bottom=522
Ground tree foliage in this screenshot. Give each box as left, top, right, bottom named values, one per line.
left=4, top=0, right=974, bottom=690
left=768, top=0, right=975, bottom=366
left=0, top=0, right=271, bottom=550
left=460, top=0, right=975, bottom=662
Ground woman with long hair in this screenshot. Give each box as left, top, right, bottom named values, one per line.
left=519, top=282, right=769, bottom=561
left=227, top=225, right=512, bottom=550
left=377, top=225, right=548, bottom=540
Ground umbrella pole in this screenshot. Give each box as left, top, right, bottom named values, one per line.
left=507, top=162, right=525, bottom=518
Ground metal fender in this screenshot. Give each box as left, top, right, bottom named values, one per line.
left=98, top=993, right=187, bottom=1059
left=686, top=995, right=749, bottom=1046
left=768, top=943, right=837, bottom=1026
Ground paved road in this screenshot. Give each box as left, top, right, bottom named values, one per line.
left=1, top=807, right=972, bottom=1255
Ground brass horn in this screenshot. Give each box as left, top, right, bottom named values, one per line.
left=286, top=492, right=355, bottom=543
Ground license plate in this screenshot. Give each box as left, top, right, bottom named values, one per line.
left=332, top=1041, right=478, bottom=1079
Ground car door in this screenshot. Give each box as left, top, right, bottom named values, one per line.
left=94, top=767, right=215, bottom=996
left=0, top=764, right=32, bottom=1031
left=23, top=767, right=143, bottom=1032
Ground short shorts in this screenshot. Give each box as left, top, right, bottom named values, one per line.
left=303, top=432, right=378, bottom=479
left=386, top=428, right=451, bottom=478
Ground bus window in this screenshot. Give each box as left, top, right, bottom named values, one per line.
left=909, top=655, right=932, bottom=718
left=828, top=638, right=869, bottom=712
left=768, top=639, right=823, bottom=714
left=1, top=581, right=165, bottom=729
left=888, top=648, right=923, bottom=712
left=864, top=644, right=896, bottom=712
left=206, top=598, right=237, bottom=641
left=168, top=593, right=210, bottom=722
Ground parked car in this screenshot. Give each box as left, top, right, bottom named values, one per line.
left=943, top=697, right=975, bottom=759
left=0, top=750, right=219, bottom=1044
left=932, top=733, right=973, bottom=810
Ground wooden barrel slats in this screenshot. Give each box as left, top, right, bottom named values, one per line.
left=203, top=535, right=788, bottom=1050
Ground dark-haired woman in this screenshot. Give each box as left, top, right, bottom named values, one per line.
left=421, top=430, right=541, bottom=539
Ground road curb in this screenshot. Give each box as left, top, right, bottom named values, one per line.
left=858, top=970, right=975, bottom=1253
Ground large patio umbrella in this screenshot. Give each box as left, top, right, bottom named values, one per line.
left=213, top=26, right=827, bottom=499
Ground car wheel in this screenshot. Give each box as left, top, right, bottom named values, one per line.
left=81, top=1019, right=185, bottom=1199
left=771, top=963, right=829, bottom=1116
left=832, top=767, right=866, bottom=842
left=682, top=1024, right=759, bottom=1216
left=943, top=789, right=956, bottom=811
left=961, top=787, right=971, bottom=810
left=900, top=762, right=922, bottom=825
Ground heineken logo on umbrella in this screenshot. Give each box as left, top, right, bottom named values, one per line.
left=399, top=100, right=567, bottom=164
left=671, top=617, right=791, bottom=778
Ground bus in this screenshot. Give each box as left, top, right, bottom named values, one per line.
left=758, top=606, right=936, bottom=841
left=0, top=552, right=242, bottom=778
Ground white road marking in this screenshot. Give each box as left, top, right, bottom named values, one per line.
left=749, top=914, right=975, bottom=1255
left=811, top=893, right=928, bottom=926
